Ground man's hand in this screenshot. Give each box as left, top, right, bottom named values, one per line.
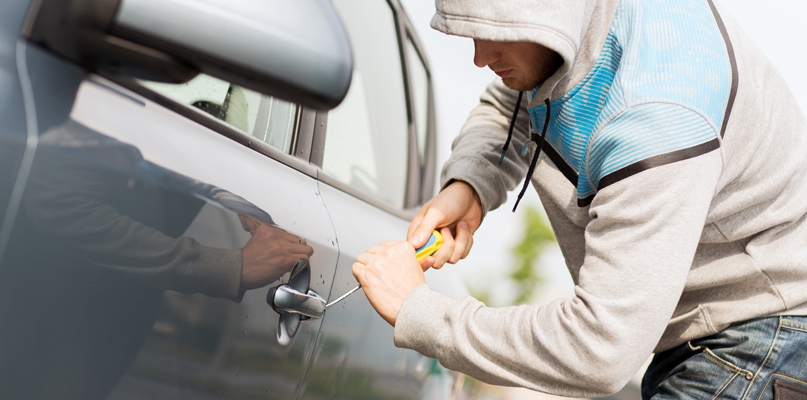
left=408, top=180, right=483, bottom=269
left=352, top=241, right=426, bottom=326
left=240, top=217, right=314, bottom=291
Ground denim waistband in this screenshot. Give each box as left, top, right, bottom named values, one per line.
left=643, top=316, right=807, bottom=399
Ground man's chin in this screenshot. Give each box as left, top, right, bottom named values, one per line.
left=501, top=77, right=537, bottom=92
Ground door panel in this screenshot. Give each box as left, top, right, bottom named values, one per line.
left=0, top=48, right=339, bottom=399
left=299, top=183, right=430, bottom=400
left=73, top=79, right=340, bottom=399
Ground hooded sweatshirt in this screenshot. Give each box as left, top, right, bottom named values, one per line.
left=393, top=0, right=807, bottom=397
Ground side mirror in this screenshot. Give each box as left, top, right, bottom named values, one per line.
left=23, top=0, right=353, bottom=110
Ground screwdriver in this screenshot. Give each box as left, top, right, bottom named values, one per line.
left=324, top=231, right=444, bottom=310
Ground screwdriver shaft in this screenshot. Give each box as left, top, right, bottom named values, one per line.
left=324, top=284, right=362, bottom=309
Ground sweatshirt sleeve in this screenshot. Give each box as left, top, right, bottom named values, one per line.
left=440, top=79, right=533, bottom=215
left=395, top=134, right=723, bottom=396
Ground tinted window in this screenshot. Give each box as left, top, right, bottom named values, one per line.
left=406, top=37, right=430, bottom=167
left=323, top=0, right=409, bottom=209
left=143, top=75, right=298, bottom=153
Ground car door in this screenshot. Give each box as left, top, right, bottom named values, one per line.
left=0, top=41, right=341, bottom=399
left=295, top=1, right=466, bottom=399
left=0, top=0, right=32, bottom=244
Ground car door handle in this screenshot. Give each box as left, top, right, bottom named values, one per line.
left=269, top=284, right=325, bottom=319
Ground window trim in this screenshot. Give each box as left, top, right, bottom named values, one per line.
left=293, top=107, right=317, bottom=162
left=309, top=109, right=414, bottom=219
left=97, top=75, right=424, bottom=221
left=390, top=0, right=421, bottom=211
left=308, top=0, right=438, bottom=218
left=105, top=75, right=317, bottom=178
left=402, top=21, right=437, bottom=205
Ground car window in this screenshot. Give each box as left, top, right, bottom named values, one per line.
left=142, top=75, right=298, bottom=153
left=406, top=37, right=430, bottom=168
left=323, top=0, right=409, bottom=209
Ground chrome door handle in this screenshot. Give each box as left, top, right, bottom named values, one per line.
left=269, top=284, right=325, bottom=319
left=267, top=258, right=319, bottom=345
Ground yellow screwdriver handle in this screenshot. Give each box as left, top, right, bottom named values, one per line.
left=415, top=230, right=443, bottom=262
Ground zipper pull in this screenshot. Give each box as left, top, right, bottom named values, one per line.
left=521, top=130, right=541, bottom=157
left=522, top=118, right=536, bottom=156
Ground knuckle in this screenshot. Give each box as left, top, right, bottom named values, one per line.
left=351, top=262, right=363, bottom=274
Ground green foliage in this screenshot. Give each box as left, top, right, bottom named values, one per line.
left=469, top=288, right=491, bottom=306
left=469, top=205, right=555, bottom=307
left=509, top=205, right=555, bottom=304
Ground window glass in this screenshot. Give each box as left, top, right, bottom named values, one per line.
left=142, top=75, right=297, bottom=153
left=324, top=0, right=409, bottom=209
left=406, top=38, right=430, bottom=167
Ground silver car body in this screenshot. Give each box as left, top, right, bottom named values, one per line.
left=0, top=0, right=466, bottom=398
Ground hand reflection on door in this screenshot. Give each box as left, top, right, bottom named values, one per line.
left=0, top=120, right=312, bottom=399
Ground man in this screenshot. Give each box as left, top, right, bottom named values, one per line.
left=353, top=0, right=807, bottom=398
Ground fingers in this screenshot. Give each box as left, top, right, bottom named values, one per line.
left=360, top=241, right=409, bottom=263
left=462, top=232, right=474, bottom=259
left=287, top=243, right=314, bottom=256
left=350, top=242, right=426, bottom=326
left=239, top=215, right=258, bottom=233
left=366, top=245, right=387, bottom=254
left=450, top=221, right=472, bottom=264
left=259, top=225, right=308, bottom=247
left=427, top=223, right=473, bottom=268
left=272, top=227, right=300, bottom=242
left=291, top=253, right=311, bottom=261
left=351, top=261, right=364, bottom=282
left=408, top=208, right=445, bottom=248
left=430, top=227, right=455, bottom=269
left=407, top=180, right=484, bottom=249
left=356, top=251, right=377, bottom=266
left=419, top=256, right=435, bottom=271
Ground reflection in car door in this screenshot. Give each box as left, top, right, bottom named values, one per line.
left=0, top=46, right=340, bottom=400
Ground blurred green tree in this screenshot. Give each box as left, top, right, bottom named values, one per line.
left=509, top=205, right=555, bottom=304
left=469, top=204, right=555, bottom=306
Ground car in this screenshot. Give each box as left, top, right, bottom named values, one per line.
left=0, top=0, right=467, bottom=398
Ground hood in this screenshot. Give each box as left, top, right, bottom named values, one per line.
left=431, top=0, right=618, bottom=107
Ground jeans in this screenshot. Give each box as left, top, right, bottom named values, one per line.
left=642, top=316, right=807, bottom=400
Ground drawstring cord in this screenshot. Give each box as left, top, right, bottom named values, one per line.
left=499, top=91, right=524, bottom=164
left=510, top=98, right=551, bottom=212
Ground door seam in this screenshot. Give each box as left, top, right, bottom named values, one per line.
left=0, top=41, right=40, bottom=264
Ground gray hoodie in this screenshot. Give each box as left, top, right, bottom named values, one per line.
left=393, top=0, right=807, bottom=396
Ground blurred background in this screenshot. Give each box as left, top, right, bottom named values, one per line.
left=396, top=1, right=807, bottom=399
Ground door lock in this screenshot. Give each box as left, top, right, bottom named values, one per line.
left=267, top=259, right=321, bottom=345
left=270, top=284, right=326, bottom=319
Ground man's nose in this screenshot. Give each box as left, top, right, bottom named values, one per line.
left=473, top=39, right=500, bottom=68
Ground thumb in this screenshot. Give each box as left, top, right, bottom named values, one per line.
left=409, top=209, right=443, bottom=247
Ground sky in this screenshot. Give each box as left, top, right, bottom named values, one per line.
left=397, top=0, right=807, bottom=306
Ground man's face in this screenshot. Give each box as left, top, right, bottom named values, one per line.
left=473, top=39, right=563, bottom=91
